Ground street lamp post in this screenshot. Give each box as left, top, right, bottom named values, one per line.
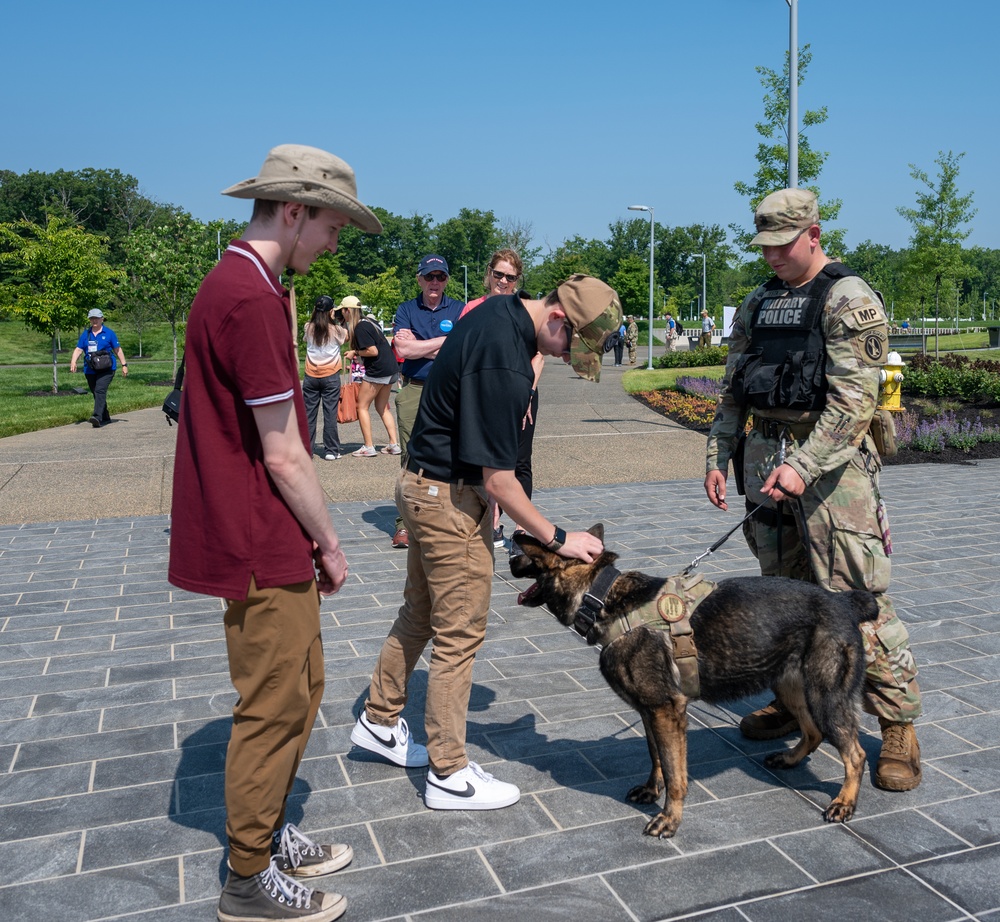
left=460, top=265, right=468, bottom=303
left=628, top=205, right=655, bottom=370
left=786, top=0, right=798, bottom=187
left=690, top=253, right=707, bottom=328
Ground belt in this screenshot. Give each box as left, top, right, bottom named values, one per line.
left=401, top=375, right=425, bottom=387
left=405, top=459, right=483, bottom=488
left=752, top=417, right=815, bottom=440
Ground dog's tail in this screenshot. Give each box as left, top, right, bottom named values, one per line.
left=848, top=590, right=880, bottom=626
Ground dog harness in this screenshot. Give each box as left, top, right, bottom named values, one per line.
left=572, top=567, right=715, bottom=699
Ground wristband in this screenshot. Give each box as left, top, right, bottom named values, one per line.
left=546, top=526, right=566, bottom=552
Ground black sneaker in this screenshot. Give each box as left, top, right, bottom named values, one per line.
left=493, top=525, right=505, bottom=548
left=217, top=858, right=346, bottom=922
left=272, top=823, right=353, bottom=878
left=89, top=416, right=101, bottom=428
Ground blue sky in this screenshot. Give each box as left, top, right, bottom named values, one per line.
left=6, top=1, right=994, bottom=256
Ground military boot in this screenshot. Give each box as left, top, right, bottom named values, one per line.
left=874, top=717, right=921, bottom=791
left=739, top=699, right=799, bottom=740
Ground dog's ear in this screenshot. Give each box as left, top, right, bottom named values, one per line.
left=588, top=523, right=604, bottom=541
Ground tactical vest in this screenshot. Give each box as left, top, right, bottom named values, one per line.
left=730, top=263, right=859, bottom=412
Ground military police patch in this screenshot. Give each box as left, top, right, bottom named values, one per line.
left=863, top=330, right=886, bottom=364
left=657, top=593, right=686, bottom=623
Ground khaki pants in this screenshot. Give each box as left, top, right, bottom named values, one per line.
left=394, top=381, right=424, bottom=530
left=223, top=576, right=324, bottom=876
left=365, top=469, right=492, bottom=775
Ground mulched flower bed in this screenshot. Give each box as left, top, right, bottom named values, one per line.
left=633, top=390, right=1000, bottom=466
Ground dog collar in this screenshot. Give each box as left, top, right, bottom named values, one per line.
left=571, top=564, right=621, bottom=640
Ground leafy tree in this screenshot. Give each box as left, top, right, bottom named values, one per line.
left=357, top=269, right=404, bottom=325
left=610, top=254, right=653, bottom=318
left=897, top=150, right=975, bottom=338
left=336, top=208, right=434, bottom=300
left=528, top=236, right=609, bottom=297
left=732, top=46, right=844, bottom=263
left=844, top=241, right=908, bottom=319
left=125, top=212, right=218, bottom=372
left=294, top=252, right=351, bottom=328
left=0, top=168, right=165, bottom=267
left=0, top=217, right=121, bottom=392
left=497, top=217, right=542, bottom=270
left=965, top=246, right=1000, bottom=320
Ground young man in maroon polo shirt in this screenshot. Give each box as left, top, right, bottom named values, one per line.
left=168, top=145, right=382, bottom=922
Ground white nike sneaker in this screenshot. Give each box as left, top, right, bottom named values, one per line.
left=350, top=712, right=428, bottom=767
left=424, top=761, right=520, bottom=810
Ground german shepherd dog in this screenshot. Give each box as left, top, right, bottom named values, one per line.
left=510, top=525, right=878, bottom=839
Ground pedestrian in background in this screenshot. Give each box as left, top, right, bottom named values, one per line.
left=699, top=309, right=716, bottom=348
left=341, top=301, right=401, bottom=457
left=302, top=294, right=348, bottom=460
left=69, top=308, right=129, bottom=427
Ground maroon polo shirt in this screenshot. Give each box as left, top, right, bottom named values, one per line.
left=168, top=241, right=314, bottom=600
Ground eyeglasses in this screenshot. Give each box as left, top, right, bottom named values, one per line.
left=422, top=272, right=448, bottom=282
left=491, top=269, right=519, bottom=283
left=562, top=320, right=575, bottom=354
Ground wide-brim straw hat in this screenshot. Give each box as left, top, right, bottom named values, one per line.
left=222, top=144, right=382, bottom=234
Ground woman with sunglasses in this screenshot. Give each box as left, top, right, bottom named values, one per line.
left=460, top=249, right=542, bottom=548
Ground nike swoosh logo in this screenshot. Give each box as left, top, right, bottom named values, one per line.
left=364, top=725, right=397, bottom=748
left=427, top=778, right=476, bottom=798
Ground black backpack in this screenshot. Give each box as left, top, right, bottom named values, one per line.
left=675, top=319, right=684, bottom=334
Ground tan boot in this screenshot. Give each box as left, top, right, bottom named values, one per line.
left=739, top=699, right=799, bottom=740
left=874, top=718, right=922, bottom=791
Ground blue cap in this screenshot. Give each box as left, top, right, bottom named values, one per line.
left=418, top=254, right=449, bottom=276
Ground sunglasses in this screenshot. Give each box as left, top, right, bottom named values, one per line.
left=422, top=272, right=448, bottom=282
left=491, top=269, right=519, bottom=283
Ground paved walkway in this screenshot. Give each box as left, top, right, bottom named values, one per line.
left=1, top=354, right=998, bottom=921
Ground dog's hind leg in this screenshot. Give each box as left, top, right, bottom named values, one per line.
left=763, top=682, right=823, bottom=769
left=627, top=710, right=665, bottom=805
left=823, top=733, right=865, bottom=823
left=639, top=702, right=688, bottom=839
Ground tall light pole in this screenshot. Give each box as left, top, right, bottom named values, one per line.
left=690, top=253, right=707, bottom=327
left=786, top=0, right=798, bottom=187
left=460, top=264, right=468, bottom=303
left=628, top=205, right=655, bottom=370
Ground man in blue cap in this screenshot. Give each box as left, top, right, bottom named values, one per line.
left=387, top=255, right=465, bottom=548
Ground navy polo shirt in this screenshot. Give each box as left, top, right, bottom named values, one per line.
left=392, top=293, right=465, bottom=380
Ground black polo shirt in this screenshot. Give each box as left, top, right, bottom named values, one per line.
left=407, top=294, right=536, bottom=483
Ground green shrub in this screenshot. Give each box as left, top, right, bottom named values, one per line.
left=654, top=345, right=728, bottom=369
left=903, top=354, right=1000, bottom=402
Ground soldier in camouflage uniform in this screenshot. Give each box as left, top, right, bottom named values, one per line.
left=704, top=189, right=922, bottom=792
left=625, top=316, right=639, bottom=364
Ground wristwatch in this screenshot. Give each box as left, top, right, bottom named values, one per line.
left=546, top=526, right=566, bottom=552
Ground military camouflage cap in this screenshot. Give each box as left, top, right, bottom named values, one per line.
left=750, top=188, right=820, bottom=246
left=557, top=274, right=623, bottom=383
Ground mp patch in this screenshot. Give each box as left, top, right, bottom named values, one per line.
left=863, top=330, right=886, bottom=364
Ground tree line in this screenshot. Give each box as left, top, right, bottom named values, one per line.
left=0, top=46, right=990, bottom=394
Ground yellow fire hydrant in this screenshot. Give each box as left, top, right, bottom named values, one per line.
left=878, top=350, right=905, bottom=412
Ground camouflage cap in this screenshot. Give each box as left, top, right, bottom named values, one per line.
left=750, top=188, right=819, bottom=246
left=557, top=274, right=623, bottom=383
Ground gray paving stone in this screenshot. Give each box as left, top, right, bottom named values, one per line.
left=603, top=840, right=810, bottom=920
left=0, top=761, right=93, bottom=805
left=14, top=723, right=176, bottom=771
left=738, top=868, right=965, bottom=921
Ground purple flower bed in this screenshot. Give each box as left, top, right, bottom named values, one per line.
left=675, top=376, right=724, bottom=398
left=895, top=409, right=1000, bottom=453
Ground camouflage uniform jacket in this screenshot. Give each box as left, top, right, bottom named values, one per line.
left=706, top=263, right=888, bottom=486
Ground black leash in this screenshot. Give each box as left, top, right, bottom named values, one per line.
left=683, top=503, right=765, bottom=575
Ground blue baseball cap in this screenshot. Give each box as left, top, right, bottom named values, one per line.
left=418, top=254, right=449, bottom=276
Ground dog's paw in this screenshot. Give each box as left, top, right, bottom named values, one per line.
left=626, top=782, right=663, bottom=804
left=763, top=751, right=797, bottom=771
left=823, top=799, right=856, bottom=824
left=643, top=812, right=680, bottom=839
